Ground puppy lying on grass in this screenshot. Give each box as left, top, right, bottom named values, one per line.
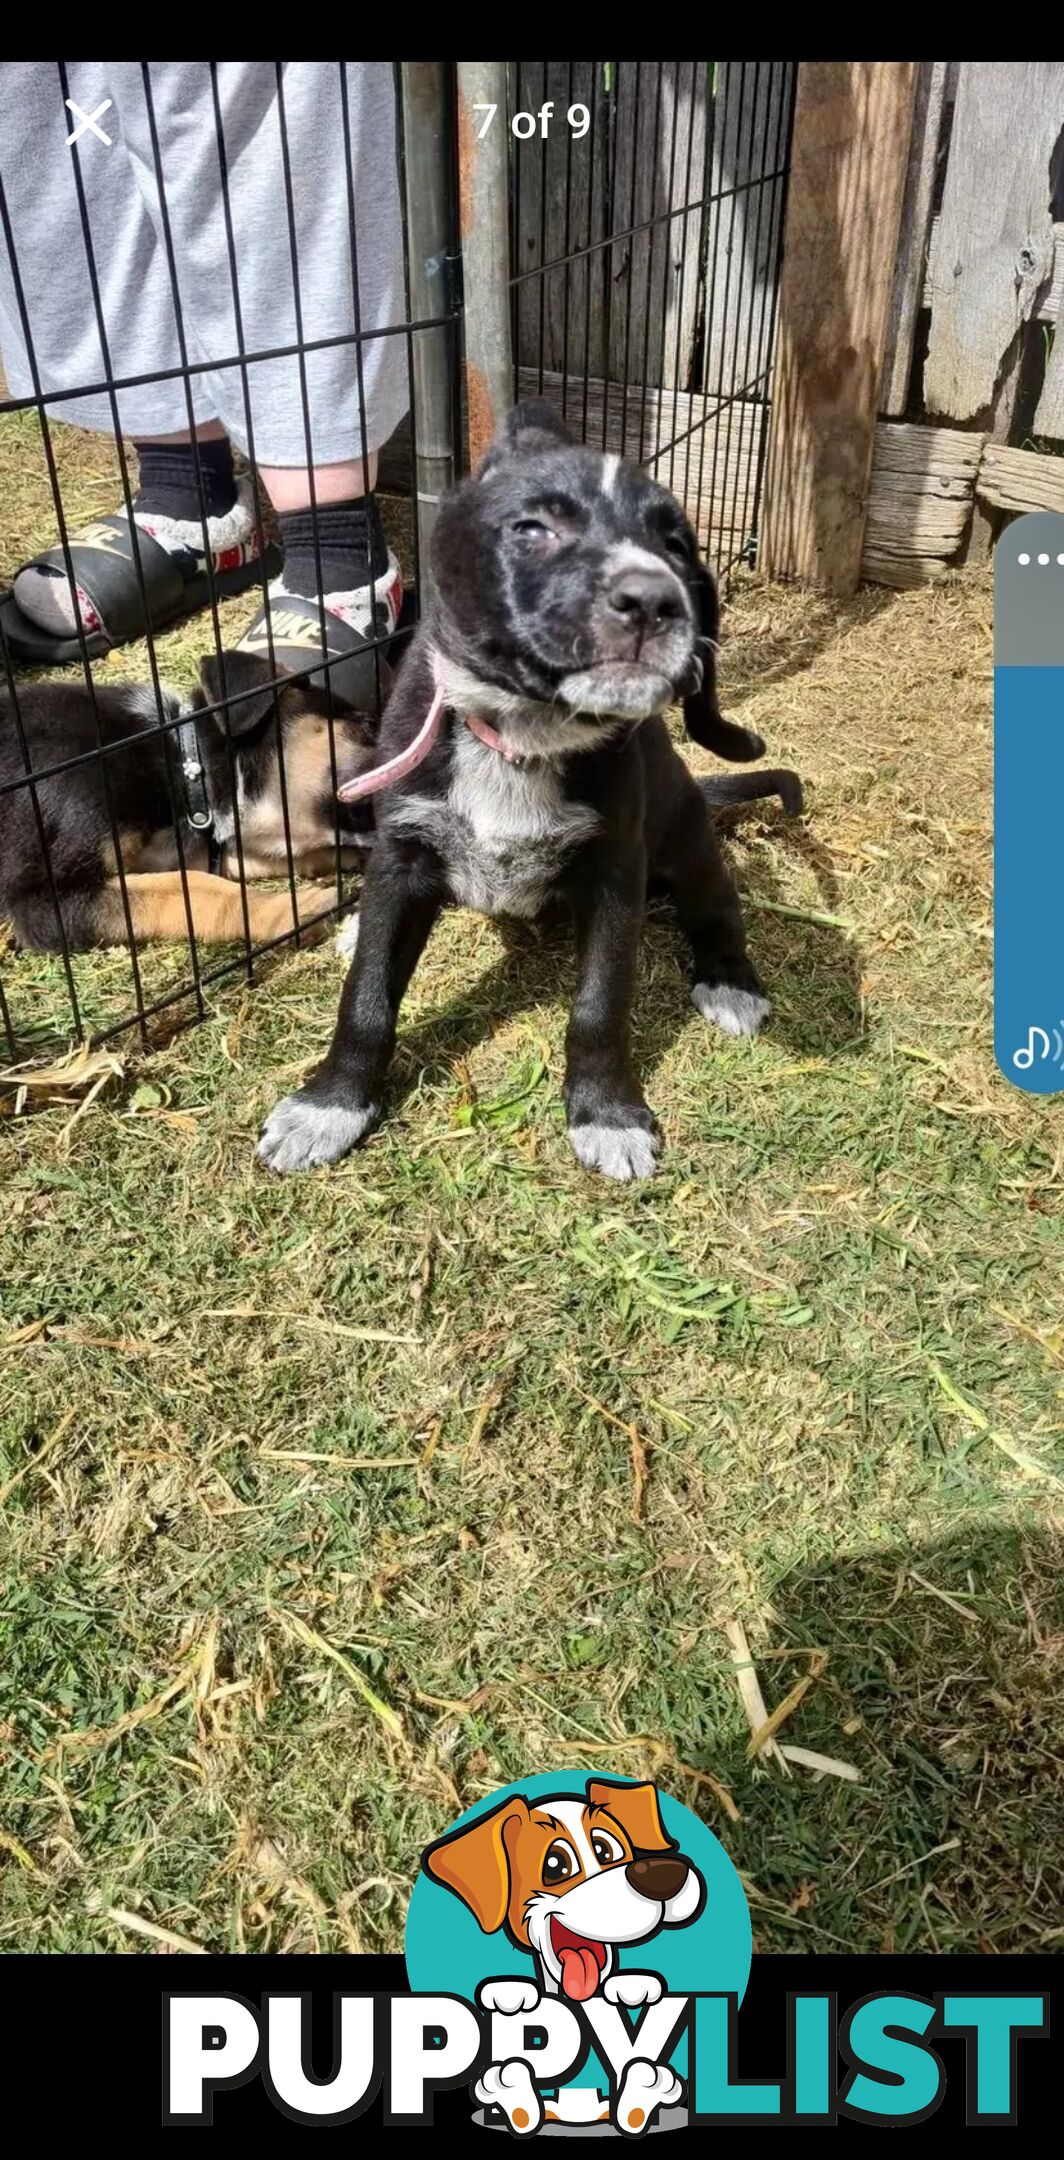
left=0, top=655, right=376, bottom=951
left=260, top=399, right=802, bottom=1182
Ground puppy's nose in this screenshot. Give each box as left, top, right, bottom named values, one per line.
left=625, top=1853, right=689, bottom=1903
left=607, top=566, right=685, bottom=639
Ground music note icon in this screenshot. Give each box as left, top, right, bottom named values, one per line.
left=1013, top=1026, right=1050, bottom=1069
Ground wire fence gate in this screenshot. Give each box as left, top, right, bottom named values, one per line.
left=0, top=58, right=795, bottom=1063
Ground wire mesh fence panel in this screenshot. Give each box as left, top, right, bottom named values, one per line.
left=0, top=58, right=793, bottom=1067
left=0, top=59, right=458, bottom=1061
left=507, top=59, right=796, bottom=577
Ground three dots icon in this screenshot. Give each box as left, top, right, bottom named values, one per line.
left=1016, top=551, right=1064, bottom=565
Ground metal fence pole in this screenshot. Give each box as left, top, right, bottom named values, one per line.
left=456, top=60, right=513, bottom=465
left=399, top=62, right=458, bottom=562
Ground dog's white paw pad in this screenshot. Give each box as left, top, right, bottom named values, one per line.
left=334, top=911, right=360, bottom=960
left=603, top=1973, right=663, bottom=2008
left=569, top=1120, right=660, bottom=1181
left=692, top=982, right=771, bottom=1037
left=615, top=2059, right=683, bottom=2136
left=475, top=2060, right=543, bottom=2135
left=257, top=1093, right=375, bottom=1174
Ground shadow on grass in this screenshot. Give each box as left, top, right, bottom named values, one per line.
left=383, top=798, right=864, bottom=1117
left=720, top=577, right=899, bottom=709
left=717, top=1520, right=1064, bottom=1955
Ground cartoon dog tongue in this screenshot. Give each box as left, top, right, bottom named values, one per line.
left=558, top=1941, right=602, bottom=2001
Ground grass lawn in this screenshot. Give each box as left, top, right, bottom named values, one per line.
left=1, top=414, right=1062, bottom=1957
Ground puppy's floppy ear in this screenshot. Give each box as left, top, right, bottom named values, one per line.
left=477, top=396, right=574, bottom=477
left=199, top=651, right=282, bottom=738
left=587, top=1779, right=676, bottom=1856
left=422, top=1795, right=530, bottom=1933
left=680, top=559, right=765, bottom=764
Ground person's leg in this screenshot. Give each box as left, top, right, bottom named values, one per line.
left=0, top=62, right=208, bottom=437
left=111, top=61, right=409, bottom=697
left=3, top=63, right=408, bottom=679
left=258, top=455, right=378, bottom=514
left=1, top=66, right=271, bottom=645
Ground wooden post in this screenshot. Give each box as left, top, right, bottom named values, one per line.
left=761, top=63, right=917, bottom=594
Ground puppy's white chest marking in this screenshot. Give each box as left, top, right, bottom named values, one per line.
left=392, top=729, right=599, bottom=920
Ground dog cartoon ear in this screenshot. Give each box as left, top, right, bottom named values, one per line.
left=587, top=1780, right=676, bottom=1855
left=680, top=560, right=765, bottom=764
left=478, top=396, right=574, bottom=477
left=422, top=1795, right=530, bottom=1933
left=198, top=650, right=281, bottom=738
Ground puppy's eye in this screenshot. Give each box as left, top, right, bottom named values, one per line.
left=591, top=1831, right=624, bottom=1867
left=512, top=518, right=556, bottom=541
left=542, top=1839, right=579, bottom=1884
left=664, top=534, right=690, bottom=563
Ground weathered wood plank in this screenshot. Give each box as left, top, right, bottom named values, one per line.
left=861, top=419, right=983, bottom=587
left=703, top=64, right=793, bottom=401
left=511, top=62, right=709, bottom=395
left=1034, top=321, right=1064, bottom=440
left=511, top=62, right=608, bottom=392
left=923, top=219, right=1064, bottom=325
left=977, top=440, right=1064, bottom=515
left=923, top=62, right=1064, bottom=424
left=881, top=62, right=951, bottom=417
left=761, top=62, right=917, bottom=594
left=608, top=62, right=707, bottom=394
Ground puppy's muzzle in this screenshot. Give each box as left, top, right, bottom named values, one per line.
left=606, top=564, right=687, bottom=651
left=625, top=1853, right=690, bottom=1902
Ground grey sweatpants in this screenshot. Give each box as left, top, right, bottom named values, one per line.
left=0, top=61, right=409, bottom=465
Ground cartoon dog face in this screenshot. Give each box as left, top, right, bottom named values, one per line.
left=423, top=1780, right=704, bottom=2002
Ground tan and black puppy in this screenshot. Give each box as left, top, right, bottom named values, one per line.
left=0, top=652, right=378, bottom=951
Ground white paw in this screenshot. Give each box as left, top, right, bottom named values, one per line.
left=614, top=2058, right=683, bottom=2137
left=477, top=1979, right=540, bottom=2016
left=602, top=1972, right=663, bottom=2008
left=569, top=1120, right=660, bottom=1182
left=475, top=2059, right=543, bottom=2135
left=691, top=982, right=771, bottom=1037
left=257, top=1092, right=376, bottom=1174
left=334, top=911, right=360, bottom=959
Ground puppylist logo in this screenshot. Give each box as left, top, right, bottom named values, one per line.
left=163, top=1771, right=1049, bottom=2130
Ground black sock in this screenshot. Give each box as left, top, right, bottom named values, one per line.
left=278, top=495, right=388, bottom=599
left=133, top=435, right=237, bottom=523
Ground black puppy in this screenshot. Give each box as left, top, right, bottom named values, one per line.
left=0, top=654, right=376, bottom=951
left=259, top=400, right=802, bottom=1182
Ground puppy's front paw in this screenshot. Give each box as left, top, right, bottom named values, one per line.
left=568, top=1113, right=660, bottom=1182
left=257, top=1091, right=377, bottom=1174
left=614, top=2058, right=683, bottom=2137
left=475, top=2060, right=543, bottom=2136
left=477, top=1979, right=540, bottom=2016
left=692, top=981, right=771, bottom=1037
left=334, top=910, right=360, bottom=960
left=602, top=1972, right=663, bottom=2008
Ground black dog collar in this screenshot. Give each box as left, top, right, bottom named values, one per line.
left=175, top=714, right=212, bottom=831
left=174, top=713, right=223, bottom=871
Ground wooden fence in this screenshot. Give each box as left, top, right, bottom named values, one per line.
left=508, top=61, right=793, bottom=567
left=762, top=60, right=1064, bottom=594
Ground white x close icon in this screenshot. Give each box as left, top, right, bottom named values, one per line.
left=65, top=98, right=113, bottom=147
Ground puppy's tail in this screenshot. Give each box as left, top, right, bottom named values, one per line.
left=700, top=769, right=804, bottom=818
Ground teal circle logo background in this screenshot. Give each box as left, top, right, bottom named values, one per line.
left=405, top=1770, right=750, bottom=2084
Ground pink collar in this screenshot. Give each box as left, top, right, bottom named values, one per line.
left=336, top=676, right=523, bottom=803
left=463, top=709, right=526, bottom=764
